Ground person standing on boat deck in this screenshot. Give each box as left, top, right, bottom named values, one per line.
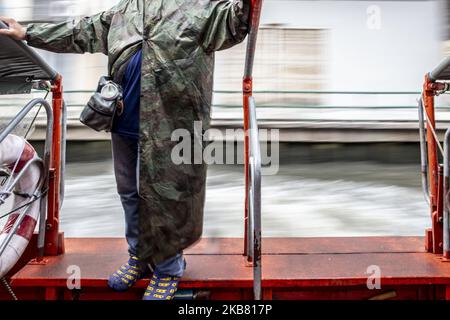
left=0, top=0, right=250, bottom=300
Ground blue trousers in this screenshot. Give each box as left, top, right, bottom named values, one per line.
left=111, top=133, right=185, bottom=277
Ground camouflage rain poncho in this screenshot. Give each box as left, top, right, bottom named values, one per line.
left=26, top=0, right=250, bottom=264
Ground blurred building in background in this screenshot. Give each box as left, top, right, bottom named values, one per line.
left=0, top=0, right=117, bottom=21
left=0, top=0, right=449, bottom=116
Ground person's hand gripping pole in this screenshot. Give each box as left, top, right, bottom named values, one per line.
left=0, top=16, right=26, bottom=40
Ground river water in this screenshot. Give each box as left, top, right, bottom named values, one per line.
left=57, top=143, right=429, bottom=238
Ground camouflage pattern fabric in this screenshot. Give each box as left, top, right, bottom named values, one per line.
left=26, top=0, right=250, bottom=264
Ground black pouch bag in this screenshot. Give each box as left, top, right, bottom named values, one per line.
left=80, top=76, right=124, bottom=132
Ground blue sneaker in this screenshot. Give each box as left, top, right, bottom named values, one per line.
left=142, top=273, right=180, bottom=300
left=108, top=256, right=149, bottom=292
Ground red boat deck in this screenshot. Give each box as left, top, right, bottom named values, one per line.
left=5, top=236, right=450, bottom=300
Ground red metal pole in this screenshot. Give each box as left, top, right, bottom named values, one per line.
left=423, top=75, right=438, bottom=211
left=423, top=75, right=448, bottom=254
left=243, top=78, right=252, bottom=259
left=44, top=75, right=63, bottom=256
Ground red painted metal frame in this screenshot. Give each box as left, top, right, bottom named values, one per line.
left=243, top=79, right=251, bottom=259
left=7, top=237, right=450, bottom=300
left=422, top=75, right=447, bottom=254
left=44, top=75, right=64, bottom=256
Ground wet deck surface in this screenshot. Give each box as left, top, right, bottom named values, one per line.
left=10, top=236, right=450, bottom=291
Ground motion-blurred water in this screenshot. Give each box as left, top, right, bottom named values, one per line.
left=60, top=151, right=429, bottom=238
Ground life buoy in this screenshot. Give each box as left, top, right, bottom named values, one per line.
left=0, top=134, right=43, bottom=278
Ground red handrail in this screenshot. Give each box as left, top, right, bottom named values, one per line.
left=421, top=75, right=448, bottom=255
left=43, top=75, right=64, bottom=256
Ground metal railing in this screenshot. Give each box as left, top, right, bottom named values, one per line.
left=4, top=89, right=448, bottom=111
left=4, top=90, right=450, bottom=118
left=425, top=105, right=450, bottom=258
left=243, top=0, right=263, bottom=300
left=0, top=98, right=53, bottom=256
left=418, top=73, right=450, bottom=258
left=245, top=96, right=262, bottom=300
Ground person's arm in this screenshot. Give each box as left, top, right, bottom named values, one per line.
left=201, top=0, right=251, bottom=53
left=0, top=0, right=127, bottom=54
left=25, top=12, right=115, bottom=54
